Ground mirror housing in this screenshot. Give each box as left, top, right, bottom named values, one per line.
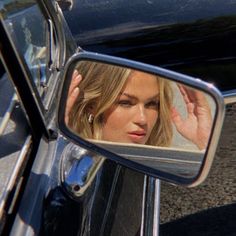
left=58, top=52, right=225, bottom=187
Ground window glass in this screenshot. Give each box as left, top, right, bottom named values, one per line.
left=1, top=0, right=48, bottom=96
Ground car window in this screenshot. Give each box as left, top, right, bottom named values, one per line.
left=0, top=69, right=31, bottom=225
left=1, top=0, right=49, bottom=96
left=0, top=1, right=51, bottom=224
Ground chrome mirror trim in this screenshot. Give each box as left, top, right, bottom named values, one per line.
left=58, top=51, right=225, bottom=187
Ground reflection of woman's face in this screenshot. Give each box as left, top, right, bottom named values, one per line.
left=102, top=71, right=160, bottom=144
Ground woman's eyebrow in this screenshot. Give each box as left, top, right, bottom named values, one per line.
left=120, top=93, right=136, bottom=99
left=147, top=94, right=160, bottom=101
left=120, top=92, right=160, bottom=100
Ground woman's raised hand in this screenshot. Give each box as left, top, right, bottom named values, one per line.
left=65, top=70, right=82, bottom=125
left=171, top=85, right=213, bottom=150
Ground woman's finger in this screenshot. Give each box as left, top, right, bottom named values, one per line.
left=69, top=70, right=82, bottom=95
left=65, top=72, right=83, bottom=124
left=178, top=84, right=191, bottom=104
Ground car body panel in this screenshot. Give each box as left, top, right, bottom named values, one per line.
left=64, top=0, right=236, bottom=91
left=62, top=1, right=236, bottom=234
left=0, top=0, right=236, bottom=235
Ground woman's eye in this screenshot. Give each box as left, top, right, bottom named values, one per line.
left=118, top=100, right=133, bottom=107
left=146, top=100, right=159, bottom=109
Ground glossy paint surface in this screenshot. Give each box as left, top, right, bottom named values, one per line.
left=64, top=0, right=236, bottom=91
left=18, top=1, right=236, bottom=235
left=61, top=1, right=236, bottom=235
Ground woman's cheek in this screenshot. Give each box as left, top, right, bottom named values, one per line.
left=148, top=110, right=159, bottom=126
left=104, top=107, right=129, bottom=128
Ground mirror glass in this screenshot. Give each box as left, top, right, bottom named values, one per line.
left=62, top=59, right=216, bottom=180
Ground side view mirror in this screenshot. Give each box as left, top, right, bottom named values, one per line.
left=58, top=52, right=225, bottom=187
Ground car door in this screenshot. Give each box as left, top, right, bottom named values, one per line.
left=61, top=1, right=236, bottom=235
left=1, top=1, right=233, bottom=236
left=1, top=1, right=145, bottom=236
left=0, top=0, right=76, bottom=234
left=1, top=0, right=165, bottom=235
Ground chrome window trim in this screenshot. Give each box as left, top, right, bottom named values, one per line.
left=141, top=176, right=160, bottom=235
left=39, top=0, right=69, bottom=113
left=40, top=0, right=66, bottom=70
left=153, top=179, right=161, bottom=236
left=0, top=93, right=18, bottom=136
left=38, top=0, right=66, bottom=71
left=0, top=135, right=32, bottom=221
left=140, top=175, right=146, bottom=236
left=223, top=90, right=236, bottom=105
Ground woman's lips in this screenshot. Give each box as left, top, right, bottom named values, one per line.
left=127, top=131, right=147, bottom=143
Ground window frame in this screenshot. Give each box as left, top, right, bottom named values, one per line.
left=0, top=0, right=67, bottom=117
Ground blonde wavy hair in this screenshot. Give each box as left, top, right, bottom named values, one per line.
left=68, top=61, right=173, bottom=147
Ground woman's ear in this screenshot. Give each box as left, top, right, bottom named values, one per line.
left=87, top=102, right=95, bottom=113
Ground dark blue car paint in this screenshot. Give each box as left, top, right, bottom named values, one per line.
left=1, top=1, right=236, bottom=235
left=64, top=0, right=236, bottom=91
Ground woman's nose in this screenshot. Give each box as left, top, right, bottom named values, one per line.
left=134, top=105, right=147, bottom=125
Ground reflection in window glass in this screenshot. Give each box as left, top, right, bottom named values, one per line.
left=1, top=0, right=47, bottom=96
